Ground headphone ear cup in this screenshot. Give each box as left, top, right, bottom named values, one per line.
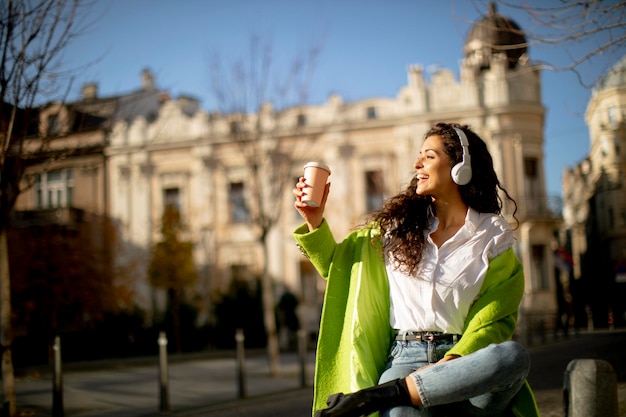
left=452, top=163, right=472, bottom=185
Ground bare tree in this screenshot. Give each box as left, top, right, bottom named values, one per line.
left=0, top=1, right=96, bottom=415
left=469, top=0, right=626, bottom=86
left=207, top=33, right=324, bottom=377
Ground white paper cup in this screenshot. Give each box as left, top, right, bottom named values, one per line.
left=302, top=162, right=331, bottom=207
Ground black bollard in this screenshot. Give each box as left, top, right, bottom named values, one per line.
left=158, top=332, right=170, bottom=412
left=297, top=329, right=308, bottom=388
left=235, top=328, right=247, bottom=398
left=52, top=335, right=63, bottom=417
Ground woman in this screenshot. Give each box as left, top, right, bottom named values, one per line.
left=293, top=123, right=539, bottom=417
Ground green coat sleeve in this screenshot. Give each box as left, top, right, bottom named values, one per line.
left=294, top=220, right=393, bottom=416
left=293, top=219, right=338, bottom=279
left=446, top=248, right=524, bottom=357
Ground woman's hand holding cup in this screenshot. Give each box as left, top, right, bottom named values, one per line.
left=294, top=173, right=330, bottom=231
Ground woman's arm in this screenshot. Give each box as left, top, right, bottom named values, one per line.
left=293, top=219, right=339, bottom=278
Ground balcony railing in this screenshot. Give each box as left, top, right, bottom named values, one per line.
left=12, top=207, right=85, bottom=228
left=517, top=195, right=562, bottom=219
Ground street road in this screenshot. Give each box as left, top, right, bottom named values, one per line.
left=178, top=389, right=313, bottom=417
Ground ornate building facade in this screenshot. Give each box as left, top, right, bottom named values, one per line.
left=13, top=7, right=560, bottom=338
left=13, top=70, right=168, bottom=328
left=562, top=55, right=626, bottom=328
left=106, top=7, right=559, bottom=333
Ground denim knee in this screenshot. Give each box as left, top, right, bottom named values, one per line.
left=486, top=341, right=531, bottom=383
left=496, top=341, right=530, bottom=370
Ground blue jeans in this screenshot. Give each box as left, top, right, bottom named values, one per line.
left=378, top=340, right=530, bottom=416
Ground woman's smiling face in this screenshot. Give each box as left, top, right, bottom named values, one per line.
left=414, top=134, right=457, bottom=197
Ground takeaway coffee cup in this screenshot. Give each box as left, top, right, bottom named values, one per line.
left=302, top=162, right=331, bottom=207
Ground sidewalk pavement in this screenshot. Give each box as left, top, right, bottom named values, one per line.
left=9, top=329, right=626, bottom=417
left=13, top=349, right=316, bottom=417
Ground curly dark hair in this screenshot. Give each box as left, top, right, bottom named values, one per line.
left=369, top=122, right=517, bottom=275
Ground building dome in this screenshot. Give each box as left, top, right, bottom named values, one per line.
left=464, top=3, right=528, bottom=70
left=594, top=54, right=626, bottom=92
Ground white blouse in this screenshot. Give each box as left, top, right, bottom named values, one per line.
left=385, top=207, right=514, bottom=335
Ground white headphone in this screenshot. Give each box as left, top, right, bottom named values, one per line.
left=451, top=127, right=472, bottom=185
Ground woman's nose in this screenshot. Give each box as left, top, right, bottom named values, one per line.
left=414, top=157, right=423, bottom=169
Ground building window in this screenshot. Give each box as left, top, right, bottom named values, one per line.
left=229, top=182, right=249, bottom=223
left=230, top=120, right=242, bottom=135
left=608, top=106, right=617, bottom=125
left=531, top=245, right=550, bottom=290
left=231, top=264, right=251, bottom=282
left=524, top=157, right=542, bottom=213
left=601, top=136, right=610, bottom=157
left=36, top=169, right=74, bottom=208
left=524, top=158, right=538, bottom=178
left=366, top=106, right=377, bottom=120
left=297, top=114, right=307, bottom=127
left=164, top=187, right=180, bottom=212
left=365, top=170, right=384, bottom=212
left=47, top=114, right=60, bottom=136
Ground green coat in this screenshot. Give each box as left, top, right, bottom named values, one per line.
left=293, top=220, right=539, bottom=417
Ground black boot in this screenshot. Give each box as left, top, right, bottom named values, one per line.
left=314, top=378, right=413, bottom=417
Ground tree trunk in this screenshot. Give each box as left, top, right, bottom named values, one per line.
left=172, top=289, right=181, bottom=353
left=0, top=228, right=16, bottom=417
left=261, top=239, right=280, bottom=377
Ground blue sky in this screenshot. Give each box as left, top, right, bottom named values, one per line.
left=60, top=0, right=620, bottom=197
